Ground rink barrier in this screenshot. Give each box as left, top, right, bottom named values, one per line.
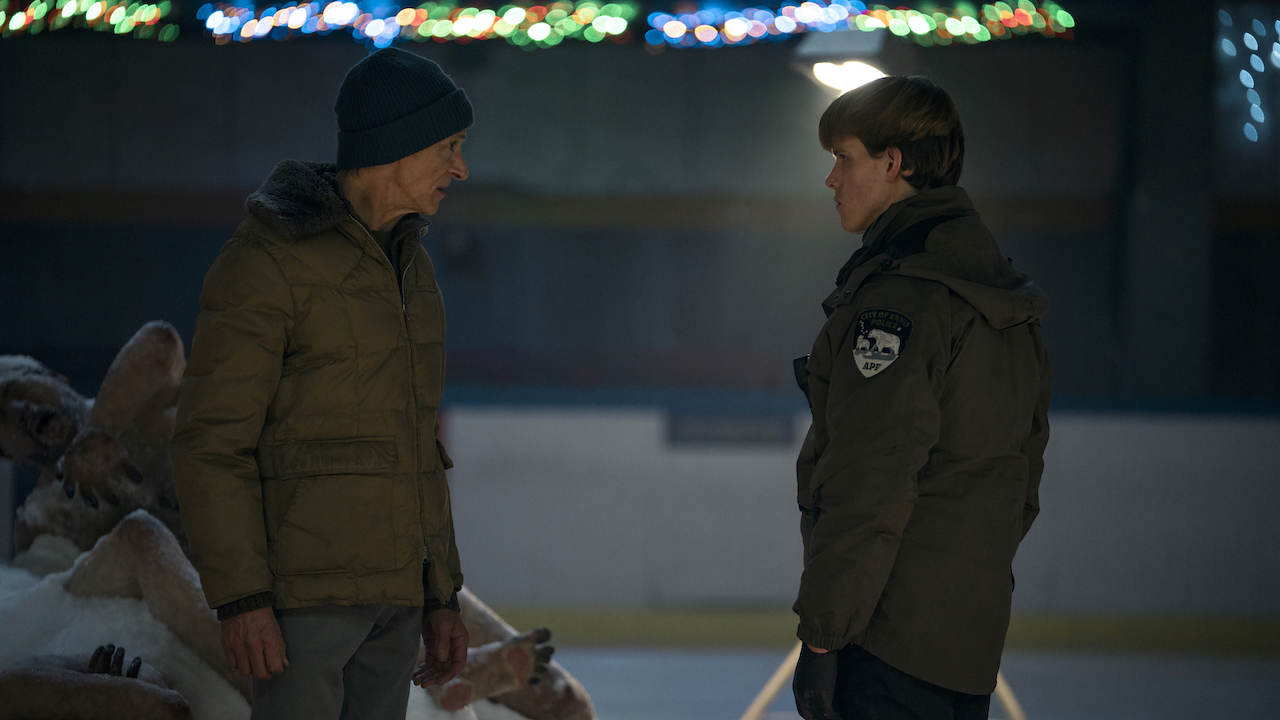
left=487, top=608, right=1280, bottom=653
left=994, top=671, right=1029, bottom=720
left=738, top=641, right=802, bottom=720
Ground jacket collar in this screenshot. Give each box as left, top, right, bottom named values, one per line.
left=245, top=160, right=351, bottom=240
left=823, top=185, right=1049, bottom=328
left=834, top=185, right=977, bottom=288
left=245, top=160, right=430, bottom=249
left=860, top=185, right=976, bottom=251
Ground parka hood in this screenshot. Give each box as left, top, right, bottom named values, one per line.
left=245, top=160, right=351, bottom=240
left=846, top=185, right=1049, bottom=330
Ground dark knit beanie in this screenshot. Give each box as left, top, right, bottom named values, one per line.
left=335, top=48, right=474, bottom=169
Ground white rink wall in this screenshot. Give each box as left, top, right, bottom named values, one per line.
left=445, top=408, right=1280, bottom=615
left=444, top=407, right=810, bottom=608
left=1010, top=412, right=1280, bottom=615
left=2, top=410, right=1275, bottom=614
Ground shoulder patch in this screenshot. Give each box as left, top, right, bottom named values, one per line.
left=853, top=309, right=913, bottom=378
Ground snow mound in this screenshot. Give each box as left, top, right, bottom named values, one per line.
left=1, top=563, right=533, bottom=720
left=0, top=561, right=249, bottom=718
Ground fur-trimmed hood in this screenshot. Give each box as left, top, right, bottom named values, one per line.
left=244, top=160, right=351, bottom=241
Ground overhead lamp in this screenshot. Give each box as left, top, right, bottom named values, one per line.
left=812, top=60, right=887, bottom=92
left=793, top=27, right=901, bottom=93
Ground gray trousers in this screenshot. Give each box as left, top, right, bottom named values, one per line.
left=250, top=603, right=422, bottom=720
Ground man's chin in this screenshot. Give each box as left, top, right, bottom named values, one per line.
left=835, top=211, right=862, bottom=235
left=842, top=215, right=872, bottom=235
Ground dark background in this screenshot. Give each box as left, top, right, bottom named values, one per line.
left=3, top=0, right=1277, bottom=411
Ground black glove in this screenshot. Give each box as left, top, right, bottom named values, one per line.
left=793, top=644, right=840, bottom=720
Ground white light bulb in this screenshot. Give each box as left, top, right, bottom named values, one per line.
left=812, top=61, right=887, bottom=92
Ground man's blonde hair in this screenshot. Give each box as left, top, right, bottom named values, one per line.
left=818, top=76, right=965, bottom=190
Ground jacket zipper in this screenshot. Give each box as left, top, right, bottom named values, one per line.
left=399, top=246, right=426, bottom=571
left=348, top=216, right=428, bottom=577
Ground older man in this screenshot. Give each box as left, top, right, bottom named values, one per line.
left=172, top=48, right=472, bottom=720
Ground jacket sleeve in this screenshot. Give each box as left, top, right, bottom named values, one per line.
left=796, top=278, right=949, bottom=651
left=1019, top=322, right=1052, bottom=541
left=796, top=422, right=820, bottom=561
left=440, top=441, right=464, bottom=597
left=424, top=439, right=464, bottom=611
left=421, top=490, right=465, bottom=613
left=441, top=502, right=464, bottom=605
left=171, top=238, right=292, bottom=610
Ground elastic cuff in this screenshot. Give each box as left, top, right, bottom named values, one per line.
left=215, top=591, right=275, bottom=620
left=423, top=559, right=461, bottom=612
left=796, top=622, right=848, bottom=652
left=425, top=590, right=460, bottom=613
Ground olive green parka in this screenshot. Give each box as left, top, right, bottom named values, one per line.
left=172, top=160, right=461, bottom=613
left=795, top=185, right=1051, bottom=695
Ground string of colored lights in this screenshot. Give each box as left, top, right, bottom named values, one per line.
left=0, top=0, right=178, bottom=40
left=645, top=1, right=1074, bottom=49
left=197, top=1, right=637, bottom=48
left=0, top=0, right=1073, bottom=48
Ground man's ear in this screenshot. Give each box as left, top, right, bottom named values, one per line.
left=884, top=147, right=914, bottom=181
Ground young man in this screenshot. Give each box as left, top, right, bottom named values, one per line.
left=791, top=76, right=1052, bottom=720
left=171, top=48, right=473, bottom=720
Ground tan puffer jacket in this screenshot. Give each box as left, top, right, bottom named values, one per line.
left=172, top=160, right=461, bottom=612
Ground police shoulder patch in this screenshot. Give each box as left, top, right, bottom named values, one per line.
left=852, top=309, right=913, bottom=378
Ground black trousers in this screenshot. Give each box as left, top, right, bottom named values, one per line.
left=833, top=644, right=991, bottom=720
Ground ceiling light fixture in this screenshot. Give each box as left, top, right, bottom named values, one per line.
left=812, top=60, right=887, bottom=91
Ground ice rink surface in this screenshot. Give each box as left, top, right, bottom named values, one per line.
left=552, top=647, right=1280, bottom=720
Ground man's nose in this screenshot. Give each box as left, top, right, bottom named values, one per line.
left=825, top=171, right=838, bottom=190
left=452, top=153, right=468, bottom=181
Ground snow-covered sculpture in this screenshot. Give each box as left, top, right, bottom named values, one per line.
left=3, top=321, right=187, bottom=560
left=1, top=323, right=596, bottom=720
left=1, top=510, right=576, bottom=720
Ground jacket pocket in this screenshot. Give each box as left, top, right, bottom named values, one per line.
left=272, top=437, right=397, bottom=480
left=265, top=437, right=400, bottom=576
left=271, top=473, right=399, bottom=575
